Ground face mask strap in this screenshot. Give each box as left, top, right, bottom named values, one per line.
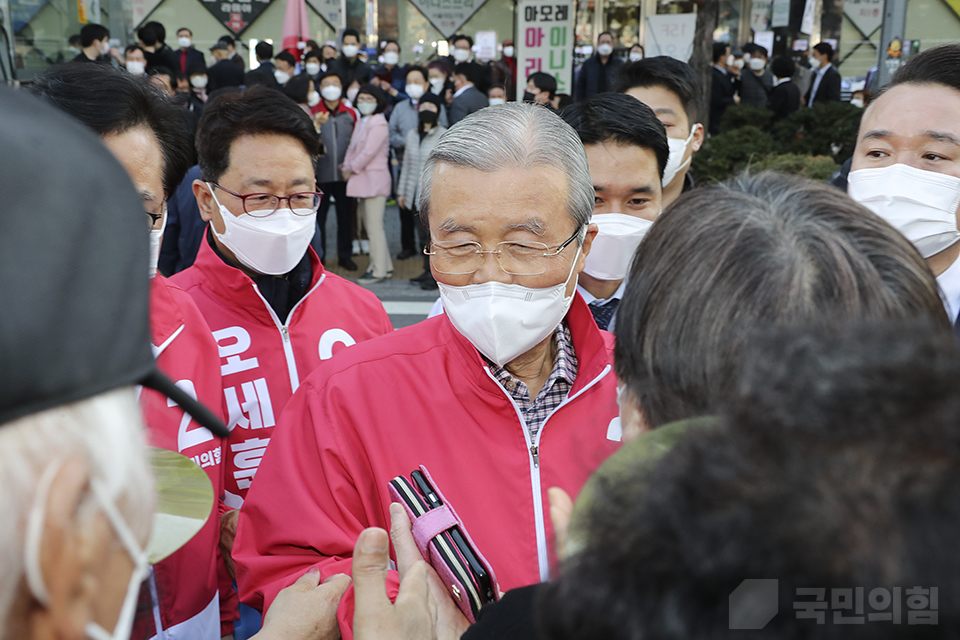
left=24, top=457, right=66, bottom=606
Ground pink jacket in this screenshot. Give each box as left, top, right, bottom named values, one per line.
left=138, top=276, right=232, bottom=638
left=170, top=235, right=395, bottom=508
left=233, top=294, right=621, bottom=637
left=342, top=113, right=391, bottom=198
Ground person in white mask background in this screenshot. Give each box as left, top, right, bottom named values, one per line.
left=388, top=65, right=450, bottom=261
left=447, top=33, right=491, bottom=95
left=491, top=38, right=518, bottom=99
left=574, top=31, right=623, bottom=102
left=560, top=93, right=668, bottom=332
left=273, top=51, right=298, bottom=87
left=804, top=42, right=841, bottom=106
left=619, top=56, right=705, bottom=208
left=328, top=28, right=373, bottom=92
left=370, top=39, right=406, bottom=104
left=847, top=44, right=960, bottom=328
left=737, top=43, right=773, bottom=107
left=174, top=27, right=205, bottom=75
left=170, top=88, right=393, bottom=621
left=233, top=103, right=620, bottom=638
left=124, top=44, right=148, bottom=76
left=449, top=62, right=489, bottom=125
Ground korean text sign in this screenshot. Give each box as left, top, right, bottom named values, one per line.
left=515, top=0, right=574, bottom=101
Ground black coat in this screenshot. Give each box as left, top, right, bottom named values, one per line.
left=806, top=64, right=841, bottom=105
left=574, top=54, right=623, bottom=102
left=207, top=58, right=244, bottom=91
left=174, top=47, right=206, bottom=74
left=709, top=66, right=736, bottom=135
left=767, top=80, right=801, bottom=125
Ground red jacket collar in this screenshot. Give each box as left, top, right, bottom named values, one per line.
left=439, top=291, right=613, bottom=395
left=149, top=276, right=185, bottom=350
left=312, top=99, right=358, bottom=122
left=189, top=228, right=326, bottom=320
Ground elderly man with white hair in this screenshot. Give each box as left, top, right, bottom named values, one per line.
left=233, top=102, right=622, bottom=634
left=0, top=84, right=353, bottom=640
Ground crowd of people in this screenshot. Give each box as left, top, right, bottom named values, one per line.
left=3, top=16, right=960, bottom=640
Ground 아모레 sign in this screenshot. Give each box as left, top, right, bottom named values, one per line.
left=515, top=0, right=574, bottom=101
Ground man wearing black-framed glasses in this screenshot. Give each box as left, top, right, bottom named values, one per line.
left=170, top=87, right=394, bottom=630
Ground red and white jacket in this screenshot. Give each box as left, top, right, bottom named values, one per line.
left=170, top=235, right=394, bottom=508
left=232, top=294, right=621, bottom=637
left=137, top=276, right=227, bottom=640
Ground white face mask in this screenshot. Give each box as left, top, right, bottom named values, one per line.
left=743, top=53, right=752, bottom=62
left=305, top=61, right=321, bottom=75
left=357, top=101, right=377, bottom=116
left=629, top=52, right=644, bottom=62
left=726, top=54, right=735, bottom=68
left=208, top=184, right=317, bottom=275
left=149, top=212, right=167, bottom=278
left=342, top=44, right=359, bottom=58
left=308, top=90, right=321, bottom=107
left=438, top=245, right=581, bottom=367
left=383, top=51, right=400, bottom=65
left=25, top=463, right=149, bottom=640
left=178, top=36, right=192, bottom=49
left=749, top=57, right=766, bottom=71
left=429, top=77, right=445, bottom=94
left=597, top=43, right=614, bottom=56
left=126, top=60, right=145, bottom=75
left=731, top=58, right=744, bottom=71
left=453, top=48, right=471, bottom=62
left=583, top=214, right=652, bottom=280
left=503, top=45, right=515, bottom=58
left=405, top=83, right=426, bottom=100
left=808, top=56, right=821, bottom=70
left=100, top=40, right=111, bottom=55
left=321, top=84, right=342, bottom=101
left=347, top=86, right=359, bottom=102
left=488, top=97, right=506, bottom=106
left=190, top=75, right=208, bottom=89
left=274, top=69, right=291, bottom=85
left=661, top=127, right=697, bottom=187
left=849, top=98, right=864, bottom=108
left=848, top=163, right=960, bottom=258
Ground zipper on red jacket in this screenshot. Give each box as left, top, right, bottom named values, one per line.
left=530, top=445, right=539, bottom=468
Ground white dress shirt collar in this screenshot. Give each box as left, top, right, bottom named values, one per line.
left=936, top=254, right=960, bottom=322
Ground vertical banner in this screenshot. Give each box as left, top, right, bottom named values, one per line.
left=515, top=0, right=574, bottom=101
left=771, top=0, right=790, bottom=28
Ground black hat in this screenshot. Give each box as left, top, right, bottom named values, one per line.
left=0, top=85, right=227, bottom=438
left=210, top=41, right=229, bottom=52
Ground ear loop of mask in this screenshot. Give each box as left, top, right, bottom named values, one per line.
left=24, top=458, right=65, bottom=605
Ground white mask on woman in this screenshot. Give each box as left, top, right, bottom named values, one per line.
left=429, top=77, right=445, bottom=94
left=308, top=90, right=321, bottom=107
left=439, top=246, right=581, bottom=366
left=347, top=86, right=359, bottom=102
left=357, top=101, right=377, bottom=116
left=848, top=163, right=960, bottom=258
left=383, top=51, right=400, bottom=65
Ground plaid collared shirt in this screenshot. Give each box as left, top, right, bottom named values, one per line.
left=488, top=323, right=578, bottom=441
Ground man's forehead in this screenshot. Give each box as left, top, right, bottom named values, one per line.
left=860, top=84, right=960, bottom=140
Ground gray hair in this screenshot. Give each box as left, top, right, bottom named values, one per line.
left=418, top=102, right=594, bottom=243
left=0, top=388, right=153, bottom=635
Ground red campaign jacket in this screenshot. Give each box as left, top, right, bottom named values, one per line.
left=137, top=276, right=228, bottom=639
left=170, top=235, right=394, bottom=508
left=232, top=294, right=621, bottom=636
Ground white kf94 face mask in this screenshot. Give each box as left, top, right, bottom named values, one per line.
left=848, top=163, right=960, bottom=259
left=661, top=127, right=697, bottom=187
left=208, top=184, right=317, bottom=275
left=439, top=245, right=582, bottom=367
left=583, top=213, right=653, bottom=280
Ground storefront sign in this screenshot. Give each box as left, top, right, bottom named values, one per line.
left=771, top=0, right=790, bottom=28
left=643, top=13, right=696, bottom=61
left=475, top=30, right=497, bottom=60
left=515, top=0, right=574, bottom=100
left=844, top=0, right=882, bottom=36
left=409, top=0, right=488, bottom=38
left=199, top=0, right=273, bottom=35
left=305, top=0, right=343, bottom=29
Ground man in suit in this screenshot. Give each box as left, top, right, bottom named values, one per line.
left=219, top=34, right=245, bottom=69
left=175, top=27, right=205, bottom=75
left=574, top=31, right=623, bottom=102
left=767, top=55, right=800, bottom=126
left=709, top=41, right=738, bottom=135
left=805, top=42, right=841, bottom=106
left=207, top=41, right=244, bottom=92
left=449, top=62, right=488, bottom=125
left=244, top=41, right=278, bottom=88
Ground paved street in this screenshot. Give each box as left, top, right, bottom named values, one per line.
left=320, top=202, right=440, bottom=328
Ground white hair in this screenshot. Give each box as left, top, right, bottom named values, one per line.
left=0, top=388, right=153, bottom=634
left=418, top=102, right=594, bottom=243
